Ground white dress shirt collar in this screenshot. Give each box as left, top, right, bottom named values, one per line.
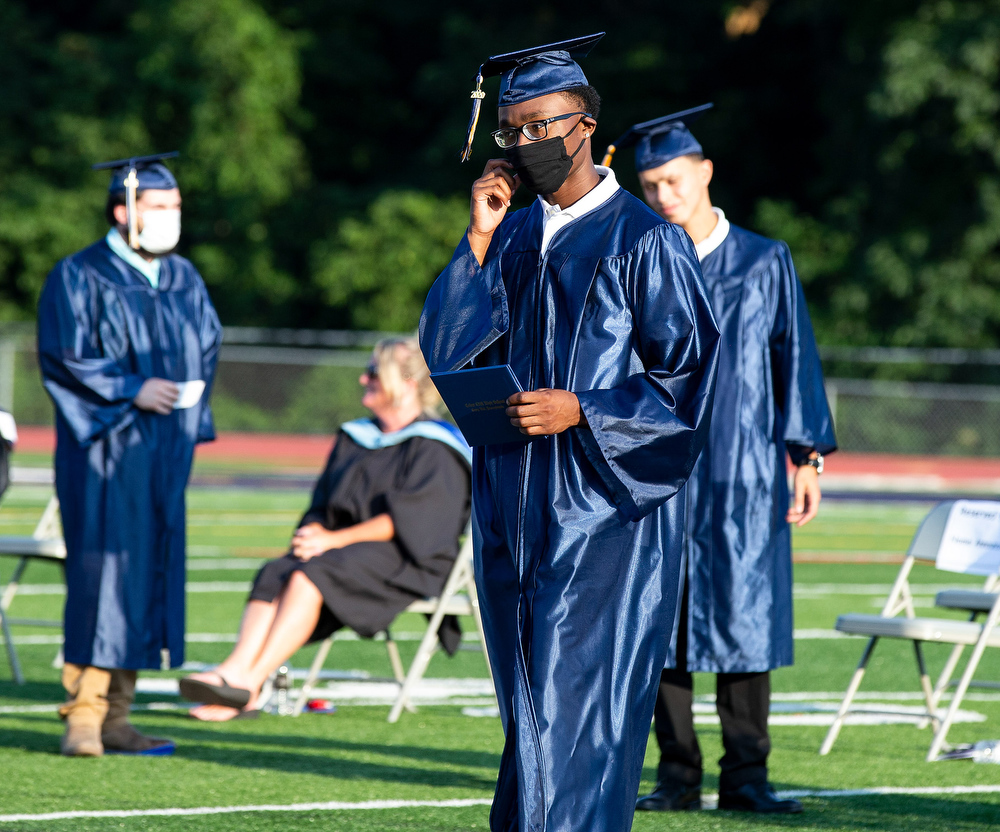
left=694, top=207, right=730, bottom=262
left=537, top=165, right=621, bottom=255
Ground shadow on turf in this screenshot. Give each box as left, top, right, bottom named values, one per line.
left=0, top=713, right=500, bottom=789
left=162, top=723, right=498, bottom=785
left=667, top=796, right=1000, bottom=830
left=151, top=714, right=497, bottom=764
left=0, top=681, right=65, bottom=703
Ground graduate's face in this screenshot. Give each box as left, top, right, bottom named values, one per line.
left=113, top=188, right=182, bottom=230
left=497, top=92, right=595, bottom=147
left=637, top=156, right=713, bottom=228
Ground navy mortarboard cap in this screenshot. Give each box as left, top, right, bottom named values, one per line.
left=601, top=104, right=713, bottom=171
left=92, top=152, right=179, bottom=250
left=460, top=33, right=604, bottom=162
left=94, top=151, right=180, bottom=193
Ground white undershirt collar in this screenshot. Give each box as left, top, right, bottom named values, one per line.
left=538, top=165, right=621, bottom=255
left=694, top=207, right=731, bottom=262
left=105, top=228, right=161, bottom=287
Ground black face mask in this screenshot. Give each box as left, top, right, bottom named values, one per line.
left=504, top=132, right=586, bottom=195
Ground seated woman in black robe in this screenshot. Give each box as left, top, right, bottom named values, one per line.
left=179, top=337, right=471, bottom=720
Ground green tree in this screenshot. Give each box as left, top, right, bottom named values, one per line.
left=312, top=190, right=469, bottom=331
left=0, top=0, right=305, bottom=324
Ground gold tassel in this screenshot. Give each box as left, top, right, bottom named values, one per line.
left=124, top=166, right=140, bottom=249
left=601, top=144, right=616, bottom=168
left=460, top=71, right=486, bottom=163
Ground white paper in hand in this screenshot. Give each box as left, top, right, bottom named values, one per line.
left=173, top=380, right=206, bottom=410
left=937, top=500, right=1000, bottom=576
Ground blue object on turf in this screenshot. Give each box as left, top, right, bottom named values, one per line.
left=105, top=741, right=176, bottom=756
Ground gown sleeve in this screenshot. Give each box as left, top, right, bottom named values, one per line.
left=768, top=243, right=837, bottom=464
left=575, top=225, right=721, bottom=520
left=194, top=276, right=222, bottom=443
left=37, top=257, right=146, bottom=446
left=383, top=440, right=471, bottom=567
left=419, top=233, right=509, bottom=372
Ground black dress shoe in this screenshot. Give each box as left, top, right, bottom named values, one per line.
left=718, top=782, right=803, bottom=814
left=635, top=783, right=701, bottom=812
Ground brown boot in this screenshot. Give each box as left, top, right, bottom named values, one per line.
left=60, top=723, right=103, bottom=757
left=59, top=664, right=110, bottom=757
left=101, top=670, right=175, bottom=755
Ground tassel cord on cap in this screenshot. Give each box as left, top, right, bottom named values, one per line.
left=124, top=166, right=140, bottom=250
left=460, top=71, right=486, bottom=163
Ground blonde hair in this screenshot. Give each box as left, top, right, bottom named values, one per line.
left=371, top=336, right=442, bottom=415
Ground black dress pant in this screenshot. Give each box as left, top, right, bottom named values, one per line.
left=652, top=585, right=771, bottom=791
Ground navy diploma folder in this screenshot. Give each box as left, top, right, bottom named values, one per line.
left=430, top=365, right=529, bottom=446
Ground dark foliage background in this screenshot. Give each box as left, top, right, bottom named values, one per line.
left=2, top=0, right=999, bottom=347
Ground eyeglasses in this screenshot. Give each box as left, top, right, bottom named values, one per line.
left=365, top=363, right=379, bottom=379
left=491, top=112, right=592, bottom=149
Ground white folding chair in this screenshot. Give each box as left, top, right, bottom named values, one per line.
left=819, top=500, right=1000, bottom=761
left=0, top=486, right=66, bottom=684
left=291, top=520, right=494, bottom=721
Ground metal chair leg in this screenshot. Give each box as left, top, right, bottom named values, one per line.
left=913, top=641, right=940, bottom=732
left=292, top=635, right=335, bottom=716
left=927, top=601, right=1000, bottom=761
left=819, top=636, right=877, bottom=755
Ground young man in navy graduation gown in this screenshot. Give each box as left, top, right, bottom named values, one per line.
left=37, top=156, right=221, bottom=757
left=609, top=109, right=836, bottom=813
left=420, top=35, right=720, bottom=832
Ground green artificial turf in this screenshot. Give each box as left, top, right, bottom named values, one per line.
left=2, top=488, right=1000, bottom=831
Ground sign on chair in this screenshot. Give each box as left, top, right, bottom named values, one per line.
left=937, top=501, right=1000, bottom=576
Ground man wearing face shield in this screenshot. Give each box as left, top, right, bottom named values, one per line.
left=37, top=155, right=221, bottom=757
left=420, top=34, right=720, bottom=832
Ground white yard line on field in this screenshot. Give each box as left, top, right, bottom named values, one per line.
left=2, top=788, right=1000, bottom=822
left=793, top=583, right=979, bottom=596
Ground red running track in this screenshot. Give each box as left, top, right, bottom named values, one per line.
left=12, top=426, right=1000, bottom=485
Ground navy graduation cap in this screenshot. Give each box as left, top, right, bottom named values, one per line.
left=92, top=152, right=179, bottom=250
left=460, top=33, right=604, bottom=162
left=601, top=103, right=713, bottom=170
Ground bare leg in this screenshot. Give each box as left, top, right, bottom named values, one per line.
left=245, top=571, right=323, bottom=692
left=217, top=599, right=280, bottom=677
left=223, top=571, right=324, bottom=699
left=185, top=599, right=279, bottom=688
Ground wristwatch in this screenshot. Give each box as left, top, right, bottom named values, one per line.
left=801, top=452, right=824, bottom=475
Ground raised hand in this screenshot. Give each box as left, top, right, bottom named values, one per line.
left=468, top=159, right=520, bottom=264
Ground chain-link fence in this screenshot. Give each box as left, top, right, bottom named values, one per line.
left=2, top=324, right=999, bottom=456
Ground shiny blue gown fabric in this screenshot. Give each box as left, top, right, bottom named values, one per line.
left=420, top=190, right=720, bottom=832
left=38, top=238, right=221, bottom=670
left=673, top=224, right=836, bottom=674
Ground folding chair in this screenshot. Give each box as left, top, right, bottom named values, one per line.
left=924, top=581, right=1000, bottom=712
left=0, top=485, right=66, bottom=684
left=819, top=500, right=1000, bottom=761
left=291, top=520, right=494, bottom=721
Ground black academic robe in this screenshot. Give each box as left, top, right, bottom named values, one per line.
left=672, top=223, right=837, bottom=673
left=250, top=423, right=472, bottom=643
left=420, top=189, right=720, bottom=832
left=37, top=238, right=221, bottom=670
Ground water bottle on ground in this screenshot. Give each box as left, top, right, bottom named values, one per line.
left=274, top=665, right=292, bottom=716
